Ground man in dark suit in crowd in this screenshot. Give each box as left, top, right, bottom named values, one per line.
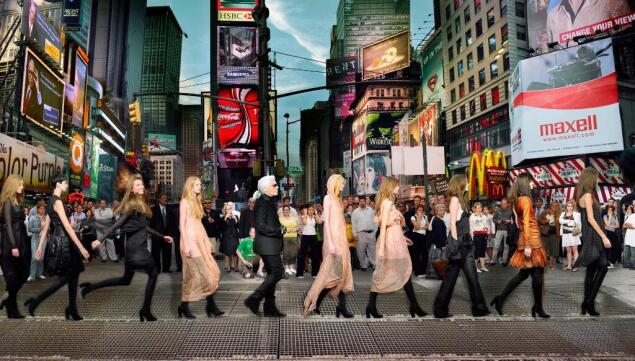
left=150, top=194, right=173, bottom=273
left=239, top=198, right=256, bottom=238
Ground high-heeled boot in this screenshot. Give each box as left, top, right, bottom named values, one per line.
left=4, top=298, right=24, bottom=319
left=365, top=292, right=383, bottom=318
left=531, top=273, right=550, bottom=319
left=65, top=306, right=83, bottom=321
left=404, top=279, right=427, bottom=317
left=263, top=297, right=286, bottom=317
left=206, top=295, right=224, bottom=317
left=314, top=289, right=330, bottom=315
left=336, top=293, right=354, bottom=318
left=177, top=302, right=196, bottom=319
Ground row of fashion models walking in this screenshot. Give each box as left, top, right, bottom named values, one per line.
left=0, top=168, right=613, bottom=321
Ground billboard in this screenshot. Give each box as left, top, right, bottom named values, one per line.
left=527, top=0, right=635, bottom=52
left=64, top=50, right=88, bottom=128
left=0, top=132, right=65, bottom=192
left=365, top=112, right=403, bottom=151
left=333, top=88, right=356, bottom=118
left=63, top=0, right=82, bottom=31
left=218, top=26, right=258, bottom=85
left=420, top=31, right=444, bottom=108
left=203, top=92, right=212, bottom=141
left=217, top=87, right=259, bottom=149
left=217, top=0, right=258, bottom=22
left=69, top=131, right=84, bottom=188
left=510, top=38, right=623, bottom=166
left=361, top=30, right=410, bottom=81
left=417, top=103, right=440, bottom=146
left=83, top=134, right=101, bottom=199
left=217, top=148, right=256, bottom=168
left=21, top=48, right=64, bottom=134
left=351, top=115, right=367, bottom=160
left=147, top=133, right=177, bottom=153
left=21, top=0, right=62, bottom=63
left=352, top=153, right=392, bottom=195
left=326, top=56, right=358, bottom=87
left=98, top=154, right=116, bottom=202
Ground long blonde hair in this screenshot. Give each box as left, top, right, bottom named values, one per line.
left=375, top=177, right=399, bottom=213
left=182, top=176, right=204, bottom=218
left=0, top=175, right=24, bottom=205
left=575, top=167, right=599, bottom=207
left=326, top=174, right=344, bottom=208
left=446, top=174, right=468, bottom=211
left=115, top=174, right=152, bottom=216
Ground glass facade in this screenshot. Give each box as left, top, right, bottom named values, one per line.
left=446, top=106, right=510, bottom=160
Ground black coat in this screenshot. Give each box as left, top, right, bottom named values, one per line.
left=202, top=209, right=221, bottom=238
left=238, top=208, right=255, bottom=238
left=253, top=195, right=283, bottom=256
left=149, top=204, right=172, bottom=241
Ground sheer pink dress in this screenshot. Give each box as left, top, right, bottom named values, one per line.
left=303, top=192, right=354, bottom=315
left=371, top=201, right=412, bottom=293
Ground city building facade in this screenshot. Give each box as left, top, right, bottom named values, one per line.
left=178, top=104, right=203, bottom=179
left=151, top=154, right=184, bottom=202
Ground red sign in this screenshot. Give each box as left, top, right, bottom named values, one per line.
left=217, top=87, right=259, bottom=149
left=486, top=167, right=507, bottom=200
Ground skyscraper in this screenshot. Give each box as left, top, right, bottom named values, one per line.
left=178, top=104, right=203, bottom=179
left=140, top=6, right=183, bottom=140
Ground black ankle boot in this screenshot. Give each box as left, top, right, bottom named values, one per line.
left=79, top=282, right=92, bottom=299
left=178, top=302, right=196, bottom=319
left=336, top=293, right=354, bottom=318
left=490, top=296, right=504, bottom=315
left=206, top=296, right=224, bottom=317
left=244, top=295, right=261, bottom=316
left=314, top=289, right=330, bottom=315
left=5, top=299, right=24, bottom=319
left=365, top=292, right=383, bottom=319
left=23, top=298, right=38, bottom=317
left=263, top=299, right=286, bottom=317
left=65, top=306, right=83, bottom=321
left=139, top=308, right=157, bottom=322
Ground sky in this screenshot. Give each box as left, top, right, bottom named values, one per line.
left=147, top=0, right=434, bottom=168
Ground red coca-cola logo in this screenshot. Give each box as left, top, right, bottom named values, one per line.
left=217, top=87, right=259, bottom=149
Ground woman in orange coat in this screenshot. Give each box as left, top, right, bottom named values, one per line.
left=490, top=173, right=550, bottom=318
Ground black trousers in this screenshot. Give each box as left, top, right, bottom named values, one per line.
left=151, top=237, right=172, bottom=272
left=605, top=231, right=620, bottom=264
left=584, top=254, right=608, bottom=305
left=434, top=245, right=488, bottom=316
left=251, top=255, right=284, bottom=302
left=114, top=235, right=125, bottom=258
left=31, top=272, right=80, bottom=310
left=296, top=235, right=315, bottom=277
left=310, top=240, right=323, bottom=277
left=84, top=263, right=158, bottom=311
left=408, top=232, right=428, bottom=276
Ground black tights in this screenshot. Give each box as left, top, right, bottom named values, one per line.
left=584, top=256, right=608, bottom=306
left=30, top=272, right=80, bottom=311
left=498, top=267, right=545, bottom=309
left=83, top=265, right=158, bottom=311
left=3, top=277, right=26, bottom=312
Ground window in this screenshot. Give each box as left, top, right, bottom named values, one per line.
left=500, top=0, right=507, bottom=17
left=467, top=52, right=474, bottom=70
left=445, top=4, right=452, bottom=20
left=459, top=83, right=465, bottom=98
left=456, top=39, right=463, bottom=54
left=390, top=101, right=395, bottom=108
left=466, top=29, right=473, bottom=46
left=475, top=0, right=482, bottom=13
left=455, top=17, right=461, bottom=33
left=515, top=1, right=525, bottom=17
left=449, top=67, right=455, bottom=82
left=504, top=80, right=509, bottom=100
left=454, top=0, right=461, bottom=10
left=452, top=109, right=457, bottom=125
left=476, top=19, right=483, bottom=36
left=480, top=93, right=487, bottom=110
left=468, top=76, right=475, bottom=92
left=490, top=61, right=499, bottom=78
left=458, top=60, right=464, bottom=76
left=377, top=102, right=384, bottom=109
left=517, top=24, right=527, bottom=41
left=487, top=8, right=495, bottom=27
left=451, top=89, right=457, bottom=103
left=460, top=105, right=466, bottom=120
left=470, top=99, right=476, bottom=116
left=492, top=87, right=500, bottom=105
left=501, top=24, right=508, bottom=43
left=447, top=26, right=453, bottom=41
left=488, top=34, right=497, bottom=53
left=479, top=68, right=486, bottom=85
left=477, top=43, right=484, bottom=61
left=464, top=6, right=471, bottom=24
left=503, top=52, right=510, bottom=71
left=448, top=46, right=454, bottom=61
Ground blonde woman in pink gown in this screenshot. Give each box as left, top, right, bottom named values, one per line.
left=303, top=174, right=354, bottom=318
left=366, top=177, right=427, bottom=318
left=177, top=177, right=224, bottom=319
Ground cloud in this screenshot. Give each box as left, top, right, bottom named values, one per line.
left=267, top=1, right=330, bottom=63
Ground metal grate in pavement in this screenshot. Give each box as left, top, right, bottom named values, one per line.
left=279, top=319, right=381, bottom=358
left=546, top=319, right=635, bottom=355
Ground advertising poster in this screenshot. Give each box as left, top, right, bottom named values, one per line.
left=509, top=158, right=585, bottom=187
left=326, top=56, right=358, bottom=87
left=21, top=48, right=64, bottom=134
left=21, top=0, right=62, bottom=63
left=217, top=87, right=259, bottom=149
left=343, top=150, right=352, bottom=178
left=590, top=157, right=624, bottom=184
left=63, top=0, right=82, bottom=31
left=218, top=26, right=258, bottom=85
left=351, top=115, right=367, bottom=160
left=217, top=0, right=258, bottom=22
left=69, top=131, right=84, bottom=188
left=203, top=92, right=212, bottom=141
left=83, top=134, right=101, bottom=199
left=361, top=30, right=410, bottom=81
left=365, top=112, right=403, bottom=151
left=352, top=158, right=365, bottom=196
left=147, top=133, right=177, bottom=153
left=420, top=31, right=444, bottom=108
left=365, top=152, right=392, bottom=195
left=64, top=50, right=87, bottom=129
left=510, top=38, right=623, bottom=166
left=417, top=103, right=440, bottom=146
left=333, top=88, right=356, bottom=118
left=202, top=139, right=214, bottom=183
left=98, top=154, right=115, bottom=202
left=527, top=0, right=634, bottom=53
left=217, top=148, right=256, bottom=168
left=0, top=132, right=65, bottom=192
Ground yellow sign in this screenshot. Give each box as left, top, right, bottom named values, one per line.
left=468, top=149, right=507, bottom=200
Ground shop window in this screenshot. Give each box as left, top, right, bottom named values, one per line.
left=492, top=86, right=500, bottom=105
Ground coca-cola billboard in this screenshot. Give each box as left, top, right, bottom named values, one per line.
left=217, top=87, right=259, bottom=149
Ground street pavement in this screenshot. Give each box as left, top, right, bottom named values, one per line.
left=1, top=259, right=635, bottom=361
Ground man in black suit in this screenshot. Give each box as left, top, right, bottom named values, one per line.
left=150, top=194, right=173, bottom=273
left=244, top=176, right=285, bottom=317
left=238, top=198, right=256, bottom=238
left=23, top=58, right=43, bottom=122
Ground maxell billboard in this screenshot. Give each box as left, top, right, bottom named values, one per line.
left=218, top=26, right=258, bottom=85
left=510, top=38, right=623, bottom=166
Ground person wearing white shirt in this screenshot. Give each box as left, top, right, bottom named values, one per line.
left=623, top=206, right=635, bottom=269
left=559, top=200, right=581, bottom=271
left=70, top=204, right=86, bottom=233
left=94, top=199, right=117, bottom=262
left=351, top=197, right=377, bottom=271
left=470, top=203, right=490, bottom=272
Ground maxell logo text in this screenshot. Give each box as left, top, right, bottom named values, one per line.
left=539, top=115, right=597, bottom=136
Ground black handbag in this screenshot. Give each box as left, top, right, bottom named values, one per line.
left=446, top=211, right=471, bottom=261
left=45, top=227, right=72, bottom=274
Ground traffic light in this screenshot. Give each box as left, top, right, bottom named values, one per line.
left=142, top=144, right=149, bottom=157
left=128, top=100, right=141, bottom=124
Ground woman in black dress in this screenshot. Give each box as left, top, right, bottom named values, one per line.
left=220, top=202, right=240, bottom=272
left=574, top=168, right=612, bottom=316
left=80, top=173, right=173, bottom=322
left=28, top=172, right=91, bottom=320
left=0, top=175, right=30, bottom=318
